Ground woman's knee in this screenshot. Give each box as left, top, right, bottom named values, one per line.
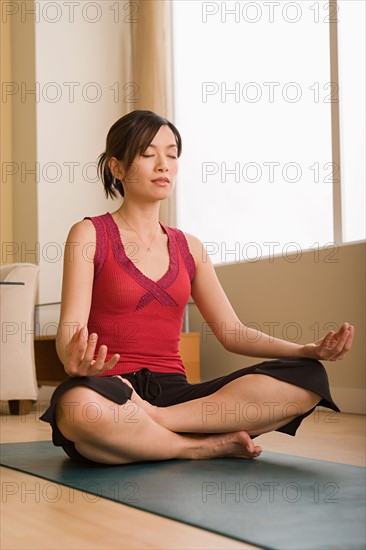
left=239, top=373, right=321, bottom=412
left=55, top=387, right=115, bottom=441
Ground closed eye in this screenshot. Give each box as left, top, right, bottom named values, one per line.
left=141, top=154, right=177, bottom=159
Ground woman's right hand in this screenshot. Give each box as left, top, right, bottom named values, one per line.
left=64, top=325, right=120, bottom=377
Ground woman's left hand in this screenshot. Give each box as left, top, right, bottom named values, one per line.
left=302, top=322, right=355, bottom=361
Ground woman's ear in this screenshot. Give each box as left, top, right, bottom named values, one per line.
left=108, top=157, right=125, bottom=181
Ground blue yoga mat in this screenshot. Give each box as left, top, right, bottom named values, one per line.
left=1, top=441, right=365, bottom=550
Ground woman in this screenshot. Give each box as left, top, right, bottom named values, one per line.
left=40, top=110, right=354, bottom=465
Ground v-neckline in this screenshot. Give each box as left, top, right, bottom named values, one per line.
left=107, top=212, right=174, bottom=285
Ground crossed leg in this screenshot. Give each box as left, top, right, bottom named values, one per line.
left=55, top=374, right=321, bottom=465
left=56, top=385, right=263, bottom=464
left=151, top=374, right=321, bottom=435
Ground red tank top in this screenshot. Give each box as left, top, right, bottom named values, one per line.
left=86, top=213, right=196, bottom=376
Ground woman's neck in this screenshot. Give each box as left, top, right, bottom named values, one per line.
left=115, top=202, right=161, bottom=234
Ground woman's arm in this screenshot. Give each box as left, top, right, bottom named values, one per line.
left=186, top=234, right=354, bottom=361
left=56, top=219, right=120, bottom=375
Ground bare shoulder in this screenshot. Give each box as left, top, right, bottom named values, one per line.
left=181, top=231, right=209, bottom=264
left=66, top=218, right=96, bottom=244
left=64, top=218, right=97, bottom=262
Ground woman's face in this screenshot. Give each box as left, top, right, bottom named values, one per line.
left=115, top=125, right=179, bottom=202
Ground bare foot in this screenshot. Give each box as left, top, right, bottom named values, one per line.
left=183, top=431, right=263, bottom=460
left=117, top=378, right=261, bottom=460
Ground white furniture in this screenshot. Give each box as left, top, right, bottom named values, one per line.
left=0, top=263, right=39, bottom=413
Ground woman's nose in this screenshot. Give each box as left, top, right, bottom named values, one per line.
left=156, top=156, right=169, bottom=171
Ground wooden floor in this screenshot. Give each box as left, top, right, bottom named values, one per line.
left=1, top=400, right=365, bottom=550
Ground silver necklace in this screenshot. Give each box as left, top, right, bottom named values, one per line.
left=116, top=211, right=159, bottom=253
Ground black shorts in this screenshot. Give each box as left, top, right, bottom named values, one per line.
left=40, top=358, right=340, bottom=465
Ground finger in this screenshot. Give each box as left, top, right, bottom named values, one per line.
left=80, top=340, right=106, bottom=375
left=334, top=328, right=350, bottom=351
left=334, top=322, right=352, bottom=342
left=66, top=327, right=89, bottom=373
left=82, top=332, right=98, bottom=363
left=68, top=326, right=84, bottom=351
left=334, top=325, right=355, bottom=360
left=71, top=324, right=87, bottom=344
left=74, top=332, right=99, bottom=375
left=327, top=329, right=350, bottom=359
left=91, top=344, right=109, bottom=372
left=69, top=325, right=83, bottom=343
left=72, top=326, right=89, bottom=355
left=90, top=355, right=120, bottom=376
left=85, top=345, right=118, bottom=375
left=340, top=321, right=351, bottom=333
left=103, top=354, right=121, bottom=371
left=347, top=324, right=355, bottom=346
left=322, top=331, right=335, bottom=350
left=318, top=330, right=342, bottom=360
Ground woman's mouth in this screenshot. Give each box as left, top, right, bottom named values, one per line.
left=151, top=177, right=170, bottom=186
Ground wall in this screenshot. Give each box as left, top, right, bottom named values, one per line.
left=10, top=1, right=38, bottom=271
left=35, top=2, right=129, bottom=303
left=3, top=1, right=131, bottom=304
left=190, top=242, right=365, bottom=414
left=0, top=14, right=13, bottom=253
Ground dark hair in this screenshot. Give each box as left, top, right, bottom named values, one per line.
left=98, top=110, right=182, bottom=199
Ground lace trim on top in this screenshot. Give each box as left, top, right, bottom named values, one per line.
left=104, top=213, right=180, bottom=309
left=87, top=213, right=196, bottom=310
left=174, top=228, right=196, bottom=282
left=84, top=216, right=107, bottom=279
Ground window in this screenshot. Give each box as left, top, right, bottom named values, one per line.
left=337, top=0, right=366, bottom=243
left=172, top=0, right=365, bottom=264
